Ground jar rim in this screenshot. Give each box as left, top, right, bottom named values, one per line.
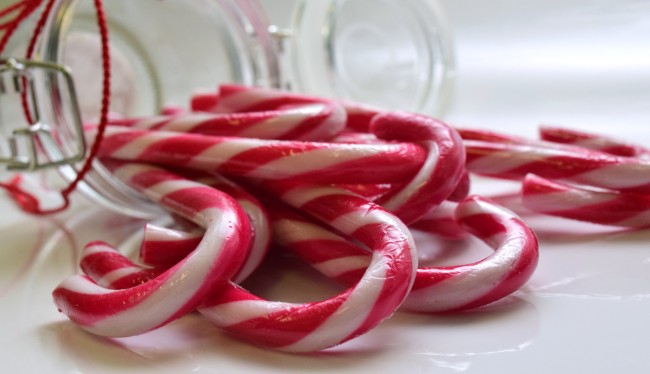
left=289, top=0, right=455, bottom=116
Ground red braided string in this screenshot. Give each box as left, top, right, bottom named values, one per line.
left=0, top=0, right=29, bottom=18
left=59, top=0, right=111, bottom=204
left=0, top=1, right=40, bottom=52
left=0, top=0, right=112, bottom=215
left=0, top=1, right=31, bottom=29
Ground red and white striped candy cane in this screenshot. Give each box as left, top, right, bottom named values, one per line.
left=522, top=174, right=650, bottom=228
left=403, top=195, right=538, bottom=311
left=112, top=103, right=346, bottom=142
left=52, top=162, right=252, bottom=337
left=369, top=111, right=466, bottom=224
left=192, top=84, right=382, bottom=132
left=267, top=199, right=374, bottom=286
left=140, top=172, right=271, bottom=283
left=316, top=112, right=466, bottom=224
left=465, top=139, right=650, bottom=194
left=198, top=182, right=417, bottom=352
left=268, top=196, right=537, bottom=312
left=108, top=193, right=537, bottom=314
left=95, top=126, right=428, bottom=184
left=539, top=125, right=650, bottom=159
left=330, top=114, right=467, bottom=221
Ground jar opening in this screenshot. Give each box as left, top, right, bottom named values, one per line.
left=291, top=0, right=454, bottom=115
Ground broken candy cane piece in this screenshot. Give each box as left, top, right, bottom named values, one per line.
left=198, top=182, right=417, bottom=352
left=522, top=174, right=650, bottom=228
left=52, top=163, right=252, bottom=337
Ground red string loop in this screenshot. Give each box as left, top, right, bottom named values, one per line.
left=0, top=0, right=111, bottom=215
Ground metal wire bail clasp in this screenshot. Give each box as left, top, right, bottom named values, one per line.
left=0, top=58, right=85, bottom=171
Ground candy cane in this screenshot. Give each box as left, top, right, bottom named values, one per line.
left=522, top=174, right=650, bottom=228
left=125, top=189, right=539, bottom=314
left=198, top=182, right=417, bottom=352
left=192, top=84, right=382, bottom=132
left=403, top=195, right=538, bottom=311
left=540, top=125, right=650, bottom=159
left=267, top=196, right=537, bottom=312
left=52, top=162, right=252, bottom=337
left=91, top=192, right=537, bottom=315
left=316, top=112, right=466, bottom=224
left=112, top=103, right=346, bottom=142
left=79, top=130, right=270, bottom=287
left=269, top=203, right=371, bottom=285
left=369, top=111, right=466, bottom=224
left=95, top=126, right=427, bottom=184
left=465, top=139, right=650, bottom=194
left=141, top=172, right=271, bottom=283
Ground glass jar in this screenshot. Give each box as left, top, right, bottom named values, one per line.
left=286, top=0, right=454, bottom=115
left=0, top=0, right=454, bottom=217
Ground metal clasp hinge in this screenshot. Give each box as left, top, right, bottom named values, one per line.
left=0, top=58, right=86, bottom=171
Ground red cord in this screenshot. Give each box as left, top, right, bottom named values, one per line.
left=0, top=1, right=40, bottom=52
left=0, top=1, right=29, bottom=16
left=0, top=177, right=40, bottom=212
left=0, top=0, right=112, bottom=215
left=60, top=0, right=111, bottom=204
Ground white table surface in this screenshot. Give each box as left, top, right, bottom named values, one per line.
left=1, top=1, right=650, bottom=373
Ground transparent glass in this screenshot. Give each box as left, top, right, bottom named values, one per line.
left=290, top=0, right=455, bottom=115
left=38, top=0, right=280, bottom=218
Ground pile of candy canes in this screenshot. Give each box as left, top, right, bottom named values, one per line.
left=52, top=85, right=649, bottom=353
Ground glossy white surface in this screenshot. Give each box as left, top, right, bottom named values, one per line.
left=2, top=0, right=650, bottom=373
